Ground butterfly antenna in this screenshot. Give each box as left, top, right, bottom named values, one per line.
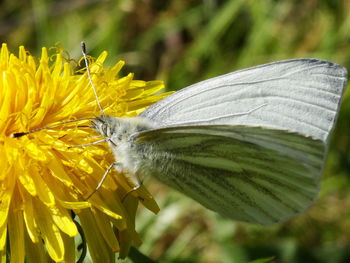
left=11, top=118, right=93, bottom=138
left=81, top=42, right=105, bottom=118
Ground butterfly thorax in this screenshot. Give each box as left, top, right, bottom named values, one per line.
left=92, top=116, right=156, bottom=180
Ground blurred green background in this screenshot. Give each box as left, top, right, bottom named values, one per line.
left=2, top=0, right=350, bottom=262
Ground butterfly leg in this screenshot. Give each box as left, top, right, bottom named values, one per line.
left=69, top=138, right=109, bottom=149
left=121, top=170, right=145, bottom=203
left=85, top=162, right=119, bottom=200
left=121, top=184, right=143, bottom=203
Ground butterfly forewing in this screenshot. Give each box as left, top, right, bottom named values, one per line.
left=134, top=125, right=324, bottom=225
left=141, top=59, right=347, bottom=142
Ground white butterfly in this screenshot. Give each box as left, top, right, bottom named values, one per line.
left=91, top=58, right=347, bottom=225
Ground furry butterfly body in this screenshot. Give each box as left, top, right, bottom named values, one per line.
left=92, top=58, right=347, bottom=225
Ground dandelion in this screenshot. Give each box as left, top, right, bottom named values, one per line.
left=0, top=43, right=168, bottom=262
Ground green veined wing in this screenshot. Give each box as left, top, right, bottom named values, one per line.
left=134, top=125, right=324, bottom=225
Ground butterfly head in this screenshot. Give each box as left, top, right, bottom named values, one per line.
left=92, top=115, right=154, bottom=142
left=92, top=116, right=117, bottom=138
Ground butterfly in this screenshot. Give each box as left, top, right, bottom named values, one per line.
left=90, top=57, right=347, bottom=225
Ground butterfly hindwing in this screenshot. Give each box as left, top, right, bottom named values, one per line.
left=134, top=125, right=324, bottom=224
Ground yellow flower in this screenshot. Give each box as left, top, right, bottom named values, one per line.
left=0, top=43, right=168, bottom=262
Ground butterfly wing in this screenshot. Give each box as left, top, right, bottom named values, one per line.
left=140, top=59, right=347, bottom=142
left=135, top=59, right=346, bottom=224
left=134, top=125, right=324, bottom=225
